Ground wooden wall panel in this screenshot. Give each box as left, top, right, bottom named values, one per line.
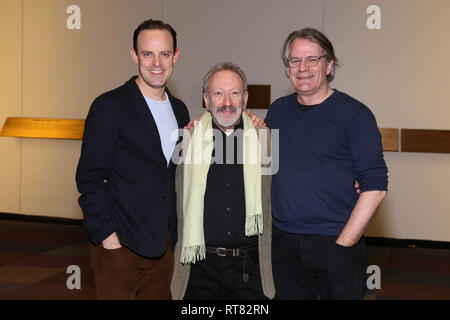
left=379, top=128, right=399, bottom=152
left=1, top=118, right=84, bottom=140
left=247, top=85, right=271, bottom=109
left=402, top=129, right=450, bottom=153
left=4, top=116, right=450, bottom=155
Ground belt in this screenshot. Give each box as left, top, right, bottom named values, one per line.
left=206, top=242, right=258, bottom=257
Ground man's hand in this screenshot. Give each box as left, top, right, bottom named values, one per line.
left=355, top=181, right=361, bottom=194
left=246, top=109, right=266, bottom=127
left=184, top=114, right=203, bottom=129
left=102, top=232, right=122, bottom=249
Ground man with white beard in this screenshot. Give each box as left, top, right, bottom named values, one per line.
left=170, top=62, right=275, bottom=300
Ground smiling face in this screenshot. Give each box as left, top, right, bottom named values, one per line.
left=286, top=38, right=333, bottom=103
left=131, top=29, right=179, bottom=95
left=204, top=70, right=248, bottom=131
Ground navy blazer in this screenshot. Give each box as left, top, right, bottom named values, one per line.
left=76, top=76, right=190, bottom=257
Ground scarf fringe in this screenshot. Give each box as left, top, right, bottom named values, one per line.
left=180, top=245, right=206, bottom=264
left=245, top=212, right=264, bottom=236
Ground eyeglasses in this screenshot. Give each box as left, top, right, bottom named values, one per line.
left=287, top=55, right=327, bottom=68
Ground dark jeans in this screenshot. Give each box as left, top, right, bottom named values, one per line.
left=272, top=226, right=366, bottom=300
left=89, top=233, right=174, bottom=300
left=184, top=247, right=266, bottom=300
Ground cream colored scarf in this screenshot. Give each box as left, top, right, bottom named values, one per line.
left=180, top=111, right=263, bottom=264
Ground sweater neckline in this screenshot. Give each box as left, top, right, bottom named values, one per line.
left=294, top=89, right=338, bottom=113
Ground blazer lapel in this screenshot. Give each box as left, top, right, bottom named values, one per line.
left=126, top=77, right=165, bottom=161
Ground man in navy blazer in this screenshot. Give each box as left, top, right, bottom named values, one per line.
left=76, top=19, right=189, bottom=299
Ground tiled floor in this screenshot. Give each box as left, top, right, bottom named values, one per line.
left=0, top=219, right=449, bottom=300
left=0, top=219, right=95, bottom=299
left=365, top=245, right=450, bottom=299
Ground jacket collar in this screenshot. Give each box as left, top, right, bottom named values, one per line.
left=125, top=76, right=180, bottom=165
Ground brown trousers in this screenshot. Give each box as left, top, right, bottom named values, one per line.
left=89, top=234, right=174, bottom=300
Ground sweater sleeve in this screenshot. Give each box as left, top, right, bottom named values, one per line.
left=348, top=107, right=388, bottom=192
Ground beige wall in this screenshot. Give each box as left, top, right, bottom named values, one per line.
left=0, top=0, right=21, bottom=214
left=0, top=0, right=449, bottom=241
left=164, top=0, right=324, bottom=120
left=1, top=0, right=162, bottom=219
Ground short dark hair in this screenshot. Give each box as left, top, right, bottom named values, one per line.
left=282, top=27, right=338, bottom=82
left=133, top=19, right=177, bottom=53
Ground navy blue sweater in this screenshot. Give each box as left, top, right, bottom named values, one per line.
left=265, top=90, right=388, bottom=236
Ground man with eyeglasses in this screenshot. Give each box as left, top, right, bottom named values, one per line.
left=265, top=27, right=388, bottom=299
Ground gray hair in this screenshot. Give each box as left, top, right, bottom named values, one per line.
left=202, top=62, right=248, bottom=96
left=281, top=27, right=338, bottom=82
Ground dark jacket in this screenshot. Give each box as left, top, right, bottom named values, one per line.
left=171, top=125, right=275, bottom=299
left=76, top=76, right=190, bottom=257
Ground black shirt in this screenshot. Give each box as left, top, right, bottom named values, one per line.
left=203, top=118, right=258, bottom=247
